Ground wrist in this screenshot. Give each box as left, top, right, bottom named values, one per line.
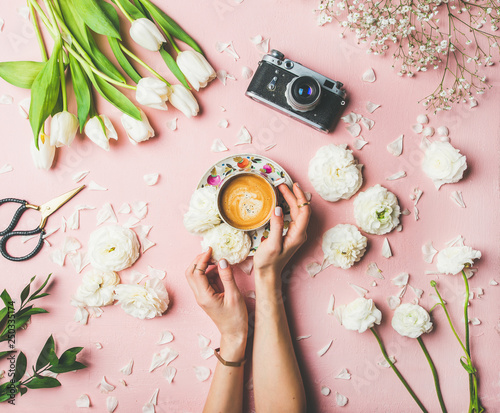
left=220, top=334, right=247, bottom=361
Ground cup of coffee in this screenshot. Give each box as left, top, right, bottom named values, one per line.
left=217, top=171, right=278, bottom=231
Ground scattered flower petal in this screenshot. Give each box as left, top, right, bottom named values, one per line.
left=349, top=283, right=368, bottom=297
left=100, top=376, right=115, bottom=393
left=317, top=340, right=333, bottom=357
left=242, top=66, right=254, bottom=79
left=0, top=94, right=13, bottom=105
left=450, top=191, right=466, bottom=208
left=392, top=272, right=409, bottom=286
left=336, top=368, right=351, bottom=380
left=422, top=242, right=438, bottom=263
left=217, top=119, right=229, bottom=128
left=378, top=355, right=396, bottom=368
left=142, top=402, right=154, bottom=413
left=235, top=126, right=252, bottom=145
left=306, top=262, right=323, bottom=277
left=94, top=342, right=102, bottom=349
left=0, top=164, right=13, bottom=175
left=414, top=206, right=419, bottom=221
left=353, top=138, right=368, bottom=150
left=194, top=366, right=211, bottom=382
left=409, top=284, right=423, bottom=298
left=437, top=126, right=449, bottom=136
left=470, top=317, right=481, bottom=325
left=72, top=171, right=89, bottom=182
left=97, top=203, right=118, bottom=226
left=411, top=124, right=423, bottom=134
left=321, top=386, right=331, bottom=396
left=163, top=366, right=176, bottom=383
left=416, top=114, right=429, bottom=124
left=386, top=171, right=406, bottom=180
left=256, top=38, right=270, bottom=54
left=118, top=203, right=131, bottom=214
left=366, top=262, right=384, bottom=279
left=106, top=396, right=118, bottom=413
left=327, top=294, right=335, bottom=315
left=215, top=41, right=230, bottom=53
left=144, top=173, right=159, bottom=186
left=200, top=347, right=214, bottom=359
left=166, top=118, right=177, bottom=131
left=366, top=101, right=380, bottom=113
left=198, top=334, right=211, bottom=348
left=120, top=359, right=134, bottom=375
left=88, top=181, right=107, bottom=191
left=423, top=126, right=435, bottom=137
left=18, top=97, right=30, bottom=118
left=361, top=117, right=374, bottom=130
left=341, top=112, right=357, bottom=124
left=211, top=138, right=228, bottom=152
left=264, top=143, right=276, bottom=151
left=387, top=295, right=401, bottom=309
left=346, top=123, right=361, bottom=137
left=382, top=238, right=392, bottom=259
left=401, top=208, right=410, bottom=216
left=386, top=135, right=403, bottom=156
left=336, top=392, right=348, bottom=407
left=362, top=68, right=376, bottom=82
left=296, top=335, right=312, bottom=341
left=157, top=331, right=174, bottom=345
left=76, top=394, right=90, bottom=408
left=148, top=388, right=159, bottom=405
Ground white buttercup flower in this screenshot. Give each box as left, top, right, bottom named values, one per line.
left=201, top=223, right=251, bottom=265
left=168, top=84, right=199, bottom=118
left=353, top=184, right=401, bottom=235
left=183, top=187, right=221, bottom=234
left=335, top=297, right=382, bottom=333
left=392, top=303, right=433, bottom=339
left=30, top=133, right=55, bottom=170
left=115, top=278, right=169, bottom=319
left=308, top=144, right=363, bottom=202
left=88, top=225, right=140, bottom=272
left=322, top=224, right=367, bottom=269
left=136, top=77, right=169, bottom=110
left=130, top=18, right=166, bottom=52
left=75, top=269, right=120, bottom=307
left=121, top=108, right=155, bottom=145
left=50, top=111, right=79, bottom=147
left=422, top=141, right=467, bottom=189
left=176, top=50, right=216, bottom=91
left=84, top=115, right=118, bottom=151
left=436, top=246, right=481, bottom=275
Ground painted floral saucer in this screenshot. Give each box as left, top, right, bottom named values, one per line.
left=197, top=154, right=294, bottom=255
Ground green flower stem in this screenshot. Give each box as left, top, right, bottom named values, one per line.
left=65, top=46, right=136, bottom=90
left=114, top=0, right=134, bottom=23
left=461, top=269, right=473, bottom=412
left=28, top=1, right=48, bottom=62
left=119, top=43, right=171, bottom=86
left=58, top=49, right=67, bottom=111
left=417, top=337, right=447, bottom=413
left=370, top=328, right=428, bottom=413
left=27, top=0, right=58, bottom=39
left=161, top=27, right=181, bottom=54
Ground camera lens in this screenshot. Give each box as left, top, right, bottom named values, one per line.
left=285, top=76, right=321, bottom=112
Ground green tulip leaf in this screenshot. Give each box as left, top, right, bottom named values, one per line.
left=0, top=61, right=46, bottom=89
left=69, top=55, right=92, bottom=131
left=111, top=0, right=145, bottom=20
left=74, top=0, right=121, bottom=39
left=159, top=49, right=189, bottom=89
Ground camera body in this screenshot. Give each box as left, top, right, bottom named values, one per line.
left=246, top=50, right=347, bottom=133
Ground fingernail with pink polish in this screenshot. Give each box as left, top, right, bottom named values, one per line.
left=295, top=182, right=301, bottom=188
left=275, top=206, right=282, bottom=216
left=219, top=259, right=228, bottom=269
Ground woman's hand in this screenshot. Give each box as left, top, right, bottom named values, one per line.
left=185, top=248, right=248, bottom=348
left=253, top=183, right=311, bottom=280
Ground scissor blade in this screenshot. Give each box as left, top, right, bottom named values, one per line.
left=39, top=185, right=86, bottom=221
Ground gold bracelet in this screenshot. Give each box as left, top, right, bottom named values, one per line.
left=213, top=348, right=246, bottom=367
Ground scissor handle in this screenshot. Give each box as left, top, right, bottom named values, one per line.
left=0, top=198, right=31, bottom=236
left=0, top=227, right=45, bottom=262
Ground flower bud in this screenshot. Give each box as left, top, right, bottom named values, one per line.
left=84, top=115, right=118, bottom=151
left=136, top=77, right=169, bottom=110
left=31, top=133, right=55, bottom=170
left=50, top=111, right=79, bottom=147
left=121, top=108, right=155, bottom=145
left=130, top=18, right=166, bottom=52
left=176, top=50, right=216, bottom=91
left=168, top=84, right=199, bottom=118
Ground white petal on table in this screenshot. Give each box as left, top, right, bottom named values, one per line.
left=158, top=331, right=174, bottom=345
left=422, top=241, right=438, bottom=263
left=0, top=164, right=13, bottom=174
left=327, top=294, right=335, bottom=315
left=76, top=394, right=90, bottom=408
left=120, top=359, right=134, bottom=375
left=317, top=340, right=333, bottom=357
left=96, top=203, right=118, bottom=226
left=235, top=126, right=252, bottom=145
left=148, top=388, right=159, bottom=405
left=198, top=334, right=211, bottom=348
left=0, top=94, right=13, bottom=104
left=106, top=396, right=118, bottom=413
left=387, top=135, right=403, bottom=156
left=148, top=265, right=166, bottom=280
left=193, top=366, right=211, bottom=382
left=349, top=283, right=368, bottom=297
left=88, top=180, right=107, bottom=191
left=366, top=262, right=384, bottom=279
left=211, top=138, right=229, bottom=152
left=386, top=171, right=406, bottom=181
left=163, top=366, right=177, bottom=383
left=336, top=392, right=348, bottom=407
left=321, top=386, right=331, bottom=396
left=72, top=170, right=89, bottom=182
left=166, top=118, right=177, bottom=131
left=392, top=272, right=409, bottom=286
left=144, top=173, right=159, bottom=186
left=100, top=376, right=115, bottom=393
left=366, top=101, right=381, bottom=113
left=381, top=238, right=392, bottom=258
left=335, top=368, right=351, bottom=380
left=362, top=68, right=376, bottom=82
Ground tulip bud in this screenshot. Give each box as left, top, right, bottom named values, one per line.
left=169, top=84, right=199, bottom=118
left=121, top=108, right=155, bottom=145
left=177, top=50, right=216, bottom=91
left=130, top=18, right=166, bottom=52
left=31, top=133, right=55, bottom=170
left=84, top=115, right=118, bottom=151
left=136, top=77, right=169, bottom=110
left=50, top=111, right=79, bottom=147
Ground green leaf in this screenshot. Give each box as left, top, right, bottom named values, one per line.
left=460, top=358, right=476, bottom=374
left=49, top=361, right=87, bottom=374
left=73, top=0, right=121, bottom=39
left=0, top=290, right=13, bottom=309
left=0, top=393, right=11, bottom=403
left=29, top=293, right=50, bottom=301
left=36, top=335, right=57, bottom=371
left=24, top=377, right=61, bottom=389
left=28, top=274, right=52, bottom=303
left=87, top=70, right=141, bottom=120
left=29, top=39, right=62, bottom=148
left=20, top=276, right=36, bottom=307
left=69, top=55, right=92, bottom=131
left=0, top=350, right=16, bottom=360
left=133, top=0, right=152, bottom=19
left=19, top=386, right=27, bottom=396
left=0, top=61, right=46, bottom=89
left=14, top=352, right=27, bottom=382
left=159, top=49, right=189, bottom=89
left=58, top=347, right=83, bottom=366
left=86, top=27, right=126, bottom=84
left=137, top=0, right=203, bottom=53
left=111, top=0, right=145, bottom=20
left=16, top=308, right=49, bottom=318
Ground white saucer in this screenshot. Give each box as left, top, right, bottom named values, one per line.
left=197, top=154, right=293, bottom=255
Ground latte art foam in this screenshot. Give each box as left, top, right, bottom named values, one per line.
left=219, top=174, right=275, bottom=230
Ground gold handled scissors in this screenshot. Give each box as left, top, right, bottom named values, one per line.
left=0, top=185, right=85, bottom=261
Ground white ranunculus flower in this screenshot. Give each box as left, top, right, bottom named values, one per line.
left=136, top=77, right=169, bottom=110
left=308, top=144, right=363, bottom=202
left=436, top=246, right=481, bottom=275
left=168, top=84, right=199, bottom=118
left=176, top=50, right=216, bottom=91
left=183, top=187, right=221, bottom=234
left=392, top=303, right=433, bottom=339
left=75, top=269, right=120, bottom=307
left=201, top=223, right=251, bottom=265
left=84, top=115, right=118, bottom=151
left=88, top=225, right=140, bottom=272
left=129, top=18, right=166, bottom=52
left=30, top=133, right=55, bottom=170
left=322, top=224, right=367, bottom=269
left=50, top=111, right=79, bottom=147
left=121, top=108, right=155, bottom=145
left=353, top=184, right=401, bottom=235
left=335, top=297, right=382, bottom=333
left=422, top=141, right=467, bottom=189
left=114, top=278, right=169, bottom=319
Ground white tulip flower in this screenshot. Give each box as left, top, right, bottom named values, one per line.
left=130, top=18, right=166, bottom=52
left=121, top=108, right=155, bottom=145
left=30, top=133, right=55, bottom=170
left=136, top=77, right=169, bottom=110
left=168, top=84, right=199, bottom=118
left=84, top=115, right=118, bottom=151
left=177, top=50, right=216, bottom=91
left=50, top=111, right=79, bottom=147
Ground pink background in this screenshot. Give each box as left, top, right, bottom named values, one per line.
left=1, top=0, right=499, bottom=412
